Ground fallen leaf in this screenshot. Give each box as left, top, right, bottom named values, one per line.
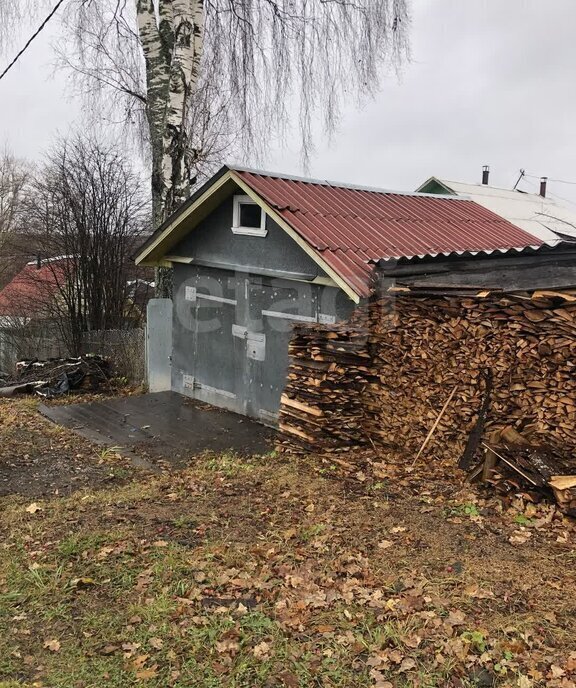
left=26, top=503, right=42, bottom=514
left=43, top=639, right=60, bottom=652
left=122, top=643, right=142, bottom=658
left=215, top=639, right=240, bottom=655
left=398, top=657, right=417, bottom=672
left=135, top=666, right=158, bottom=680
left=278, top=671, right=300, bottom=687
left=253, top=641, right=271, bottom=659
left=509, top=530, right=532, bottom=545
left=387, top=649, right=404, bottom=664
left=70, top=577, right=97, bottom=589
left=132, top=654, right=149, bottom=669
left=377, top=540, right=394, bottom=549
left=100, top=644, right=119, bottom=655
left=149, top=637, right=163, bottom=650
left=404, top=635, right=421, bottom=648
left=518, top=676, right=533, bottom=688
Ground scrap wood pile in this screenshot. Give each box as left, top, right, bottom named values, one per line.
left=277, top=325, right=376, bottom=454
left=468, top=425, right=576, bottom=516
left=0, top=355, right=112, bottom=399
left=277, top=288, right=576, bottom=511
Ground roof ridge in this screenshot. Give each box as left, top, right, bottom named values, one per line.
left=230, top=165, right=469, bottom=201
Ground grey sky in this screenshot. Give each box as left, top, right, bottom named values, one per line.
left=1, top=0, right=575, bottom=204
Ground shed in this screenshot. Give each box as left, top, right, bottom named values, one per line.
left=135, top=165, right=545, bottom=424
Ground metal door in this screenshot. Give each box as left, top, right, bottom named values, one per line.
left=146, top=298, right=173, bottom=392
left=246, top=278, right=318, bottom=423
left=188, top=271, right=240, bottom=406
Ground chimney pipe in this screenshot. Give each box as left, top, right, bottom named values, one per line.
left=482, top=165, right=490, bottom=185
left=539, top=176, right=548, bottom=198
left=36, top=254, right=41, bottom=270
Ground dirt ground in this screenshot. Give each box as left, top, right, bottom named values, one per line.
left=0, top=397, right=575, bottom=687
left=0, top=397, right=146, bottom=498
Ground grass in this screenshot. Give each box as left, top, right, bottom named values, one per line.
left=0, top=400, right=575, bottom=687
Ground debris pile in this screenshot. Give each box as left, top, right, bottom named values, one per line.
left=468, top=426, right=576, bottom=516
left=0, top=355, right=112, bottom=399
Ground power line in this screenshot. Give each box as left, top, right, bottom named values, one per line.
left=522, top=177, right=576, bottom=209
left=524, top=172, right=576, bottom=187
left=0, top=0, right=67, bottom=84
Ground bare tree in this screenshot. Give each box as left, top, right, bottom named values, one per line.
left=0, top=149, right=30, bottom=285
left=23, top=136, right=149, bottom=355
left=2, top=0, right=410, bottom=295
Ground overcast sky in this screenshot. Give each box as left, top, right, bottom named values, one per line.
left=1, top=0, right=575, bottom=204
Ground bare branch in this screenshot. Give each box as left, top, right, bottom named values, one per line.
left=23, top=135, right=150, bottom=354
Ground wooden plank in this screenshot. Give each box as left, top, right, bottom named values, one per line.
left=280, top=395, right=323, bottom=417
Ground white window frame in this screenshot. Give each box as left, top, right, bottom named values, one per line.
left=231, top=194, right=267, bottom=237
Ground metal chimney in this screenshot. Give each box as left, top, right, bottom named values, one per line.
left=482, top=165, right=490, bottom=185
left=539, top=177, right=548, bottom=198
left=36, top=254, right=42, bottom=270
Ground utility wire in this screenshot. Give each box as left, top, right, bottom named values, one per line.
left=0, top=0, right=67, bottom=84
left=522, top=177, right=576, bottom=209
left=524, top=172, right=576, bottom=187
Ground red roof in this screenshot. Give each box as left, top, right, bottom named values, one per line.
left=0, top=259, right=69, bottom=318
left=235, top=170, right=544, bottom=297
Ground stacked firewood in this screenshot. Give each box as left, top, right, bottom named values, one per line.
left=277, top=325, right=376, bottom=454
left=362, top=290, right=576, bottom=463
left=277, top=289, right=576, bottom=471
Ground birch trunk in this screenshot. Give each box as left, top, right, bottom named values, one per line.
left=136, top=0, right=204, bottom=296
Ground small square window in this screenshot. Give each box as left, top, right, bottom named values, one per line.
left=232, top=194, right=267, bottom=236
left=239, top=202, right=262, bottom=229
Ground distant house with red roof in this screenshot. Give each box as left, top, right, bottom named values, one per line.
left=0, top=257, right=70, bottom=327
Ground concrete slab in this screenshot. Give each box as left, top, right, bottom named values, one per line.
left=40, top=392, right=273, bottom=467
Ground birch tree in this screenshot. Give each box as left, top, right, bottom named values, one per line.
left=1, top=0, right=410, bottom=295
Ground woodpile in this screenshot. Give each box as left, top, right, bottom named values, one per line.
left=277, top=289, right=576, bottom=477
left=363, top=290, right=576, bottom=464
left=277, top=325, right=376, bottom=454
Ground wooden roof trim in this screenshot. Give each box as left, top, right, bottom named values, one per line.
left=135, top=170, right=233, bottom=265
left=229, top=172, right=360, bottom=303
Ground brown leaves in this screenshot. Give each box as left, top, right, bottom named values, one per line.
left=509, top=529, right=533, bottom=545
left=252, top=641, right=272, bottom=660
left=148, top=637, right=163, bottom=650
left=215, top=629, right=241, bottom=657
left=43, top=638, right=61, bottom=652
left=135, top=666, right=158, bottom=680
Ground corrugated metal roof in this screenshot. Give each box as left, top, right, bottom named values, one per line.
left=417, top=177, right=576, bottom=242
left=235, top=169, right=544, bottom=298
left=0, top=258, right=70, bottom=317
